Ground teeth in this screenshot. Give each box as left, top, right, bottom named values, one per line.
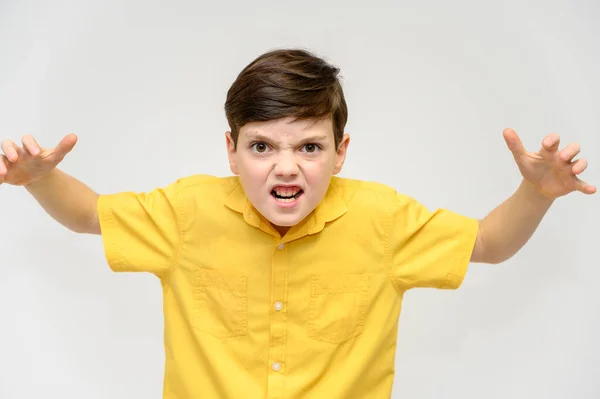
left=272, top=186, right=303, bottom=202
left=275, top=197, right=297, bottom=203
left=273, top=187, right=300, bottom=197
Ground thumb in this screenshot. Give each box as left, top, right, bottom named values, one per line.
left=0, top=156, right=8, bottom=184
left=503, top=128, right=526, bottom=160
left=54, top=133, right=78, bottom=160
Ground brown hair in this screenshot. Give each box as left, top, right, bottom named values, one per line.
left=224, top=48, right=348, bottom=149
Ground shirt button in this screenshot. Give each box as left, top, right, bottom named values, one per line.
left=272, top=362, right=282, bottom=372
left=274, top=301, right=283, bottom=311
left=277, top=244, right=285, bottom=250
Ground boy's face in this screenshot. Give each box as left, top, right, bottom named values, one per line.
left=226, top=117, right=349, bottom=234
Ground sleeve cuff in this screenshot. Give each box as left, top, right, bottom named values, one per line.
left=439, top=217, right=479, bottom=290
left=97, top=195, right=127, bottom=272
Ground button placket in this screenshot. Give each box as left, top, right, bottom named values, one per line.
left=267, top=240, right=288, bottom=398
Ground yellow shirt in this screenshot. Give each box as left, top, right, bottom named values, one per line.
left=97, top=175, right=478, bottom=399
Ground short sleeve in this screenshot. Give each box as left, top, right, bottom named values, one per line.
left=387, top=193, right=478, bottom=291
left=97, top=181, right=182, bottom=277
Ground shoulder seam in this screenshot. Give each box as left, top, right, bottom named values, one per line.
left=164, top=180, right=186, bottom=284
left=383, top=190, right=407, bottom=296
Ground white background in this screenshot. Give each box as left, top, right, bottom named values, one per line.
left=1, top=0, right=598, bottom=398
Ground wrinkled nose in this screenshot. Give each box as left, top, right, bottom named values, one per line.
left=274, top=152, right=299, bottom=178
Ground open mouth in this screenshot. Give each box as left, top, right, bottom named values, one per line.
left=271, top=186, right=304, bottom=203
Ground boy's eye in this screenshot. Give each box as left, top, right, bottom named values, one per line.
left=302, top=143, right=320, bottom=153
left=250, top=142, right=269, bottom=153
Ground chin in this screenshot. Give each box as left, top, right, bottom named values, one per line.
left=252, top=193, right=317, bottom=228
left=263, top=206, right=314, bottom=227
left=265, top=214, right=303, bottom=227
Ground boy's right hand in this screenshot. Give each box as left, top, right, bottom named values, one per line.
left=0, top=134, right=78, bottom=186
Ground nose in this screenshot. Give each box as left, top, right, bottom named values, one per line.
left=274, top=151, right=299, bottom=178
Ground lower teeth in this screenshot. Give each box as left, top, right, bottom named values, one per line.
left=276, top=197, right=296, bottom=203
left=273, top=191, right=301, bottom=202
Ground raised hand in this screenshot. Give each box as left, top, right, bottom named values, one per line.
left=0, top=134, right=77, bottom=186
left=503, top=128, right=596, bottom=200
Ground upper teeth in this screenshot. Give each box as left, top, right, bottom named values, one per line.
left=274, top=187, right=300, bottom=197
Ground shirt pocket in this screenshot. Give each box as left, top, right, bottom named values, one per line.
left=192, top=268, right=248, bottom=339
left=308, top=274, right=370, bottom=344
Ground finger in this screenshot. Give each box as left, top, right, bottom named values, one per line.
left=560, top=142, right=580, bottom=162
left=0, top=155, right=7, bottom=177
left=21, top=134, right=42, bottom=156
left=0, top=155, right=9, bottom=185
left=572, top=158, right=588, bottom=175
left=575, top=177, right=597, bottom=195
left=53, top=133, right=78, bottom=160
left=503, top=128, right=527, bottom=159
left=542, top=133, right=560, bottom=152
left=1, top=139, right=20, bottom=162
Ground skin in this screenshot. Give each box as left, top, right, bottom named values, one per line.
left=471, top=129, right=595, bottom=263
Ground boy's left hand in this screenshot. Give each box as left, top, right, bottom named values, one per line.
left=503, top=128, right=596, bottom=200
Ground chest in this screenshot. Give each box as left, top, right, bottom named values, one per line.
left=172, top=224, right=392, bottom=343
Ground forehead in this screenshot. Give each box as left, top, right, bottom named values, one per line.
left=239, top=117, right=333, bottom=141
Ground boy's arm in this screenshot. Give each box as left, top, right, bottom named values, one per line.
left=471, top=179, right=553, bottom=263
left=470, top=129, right=595, bottom=264
left=1, top=134, right=99, bottom=234
left=25, top=169, right=100, bottom=234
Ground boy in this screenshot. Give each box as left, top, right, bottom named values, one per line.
left=0, top=49, right=595, bottom=398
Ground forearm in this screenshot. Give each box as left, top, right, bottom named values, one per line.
left=478, top=179, right=554, bottom=263
left=25, top=169, right=100, bottom=234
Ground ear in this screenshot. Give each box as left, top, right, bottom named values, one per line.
left=225, top=131, right=239, bottom=175
left=333, top=134, right=350, bottom=175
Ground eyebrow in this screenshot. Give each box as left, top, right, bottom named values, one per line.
left=244, top=132, right=329, bottom=143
